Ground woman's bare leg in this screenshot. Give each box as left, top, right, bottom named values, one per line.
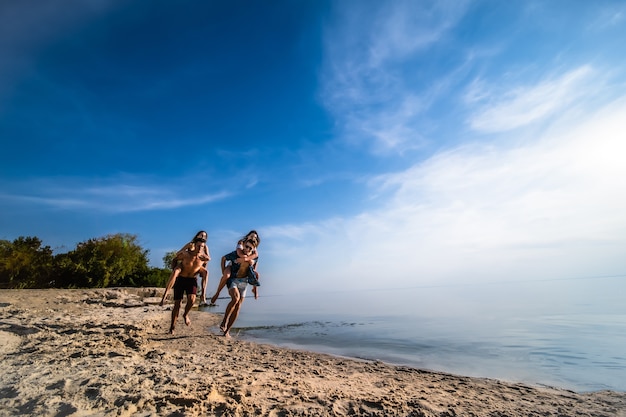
left=199, top=269, right=209, bottom=304
left=210, top=266, right=231, bottom=304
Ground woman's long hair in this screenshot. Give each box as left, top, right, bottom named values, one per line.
left=193, top=230, right=208, bottom=243
left=244, top=230, right=260, bottom=246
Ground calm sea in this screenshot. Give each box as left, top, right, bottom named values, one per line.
left=206, top=278, right=626, bottom=393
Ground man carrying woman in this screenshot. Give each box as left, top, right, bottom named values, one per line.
left=160, top=231, right=211, bottom=333
left=161, top=231, right=210, bottom=306
left=209, top=230, right=260, bottom=305
left=219, top=238, right=258, bottom=338
left=161, top=240, right=209, bottom=334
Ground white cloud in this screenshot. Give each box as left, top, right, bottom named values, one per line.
left=466, top=66, right=595, bottom=133
left=265, top=95, right=626, bottom=292
left=0, top=178, right=231, bottom=213
left=367, top=0, right=468, bottom=66
left=346, top=94, right=427, bottom=153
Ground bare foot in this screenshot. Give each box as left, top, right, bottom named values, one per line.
left=169, top=326, right=175, bottom=334
left=210, top=294, right=218, bottom=304
left=223, top=331, right=231, bottom=339
left=183, top=314, right=191, bottom=326
left=219, top=324, right=227, bottom=333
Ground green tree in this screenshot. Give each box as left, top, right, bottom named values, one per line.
left=163, top=251, right=177, bottom=269
left=0, top=236, right=54, bottom=288
left=56, top=233, right=150, bottom=288
left=137, top=268, right=170, bottom=288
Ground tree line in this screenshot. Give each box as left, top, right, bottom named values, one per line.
left=0, top=234, right=175, bottom=289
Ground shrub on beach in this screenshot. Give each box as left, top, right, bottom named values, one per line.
left=0, top=234, right=169, bottom=289
left=0, top=236, right=54, bottom=288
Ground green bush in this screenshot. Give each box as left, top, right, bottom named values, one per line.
left=0, top=237, right=54, bottom=288
left=0, top=233, right=168, bottom=289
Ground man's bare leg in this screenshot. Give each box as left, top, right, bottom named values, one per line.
left=220, top=288, right=240, bottom=336
left=220, top=298, right=237, bottom=334
left=182, top=294, right=195, bottom=326
left=170, top=299, right=182, bottom=334
left=224, top=298, right=244, bottom=338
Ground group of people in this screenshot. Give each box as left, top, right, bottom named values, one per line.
left=159, top=230, right=261, bottom=337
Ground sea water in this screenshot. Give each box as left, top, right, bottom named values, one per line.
left=216, top=277, right=626, bottom=393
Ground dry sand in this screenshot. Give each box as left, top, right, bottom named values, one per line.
left=0, top=288, right=624, bottom=417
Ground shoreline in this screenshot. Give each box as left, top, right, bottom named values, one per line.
left=1, top=288, right=624, bottom=416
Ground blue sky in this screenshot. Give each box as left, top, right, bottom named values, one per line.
left=1, top=1, right=625, bottom=303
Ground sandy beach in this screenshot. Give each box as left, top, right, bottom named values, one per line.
left=1, top=288, right=624, bottom=417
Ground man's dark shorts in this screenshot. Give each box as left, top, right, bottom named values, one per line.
left=173, top=276, right=197, bottom=301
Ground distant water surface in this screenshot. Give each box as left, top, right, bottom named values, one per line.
left=214, top=279, right=626, bottom=392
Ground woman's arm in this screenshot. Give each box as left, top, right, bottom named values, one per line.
left=235, top=248, right=258, bottom=263
left=176, top=242, right=194, bottom=256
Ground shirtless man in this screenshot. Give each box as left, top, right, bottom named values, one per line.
left=160, top=241, right=208, bottom=334
left=167, top=231, right=211, bottom=305
left=220, top=239, right=257, bottom=338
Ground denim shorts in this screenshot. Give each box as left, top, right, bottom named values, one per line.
left=227, top=278, right=248, bottom=297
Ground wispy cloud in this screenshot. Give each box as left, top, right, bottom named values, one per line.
left=588, top=4, right=626, bottom=30
left=465, top=66, right=595, bottom=133
left=367, top=0, right=468, bottom=66
left=321, top=1, right=468, bottom=154
left=0, top=177, right=231, bottom=213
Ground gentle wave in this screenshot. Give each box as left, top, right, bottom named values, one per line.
left=235, top=316, right=626, bottom=392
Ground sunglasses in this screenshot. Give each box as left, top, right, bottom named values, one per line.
left=244, top=245, right=254, bottom=251
left=194, top=238, right=207, bottom=243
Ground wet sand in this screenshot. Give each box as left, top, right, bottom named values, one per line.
left=1, top=288, right=624, bottom=416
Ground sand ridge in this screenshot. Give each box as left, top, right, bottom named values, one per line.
left=0, top=288, right=624, bottom=416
